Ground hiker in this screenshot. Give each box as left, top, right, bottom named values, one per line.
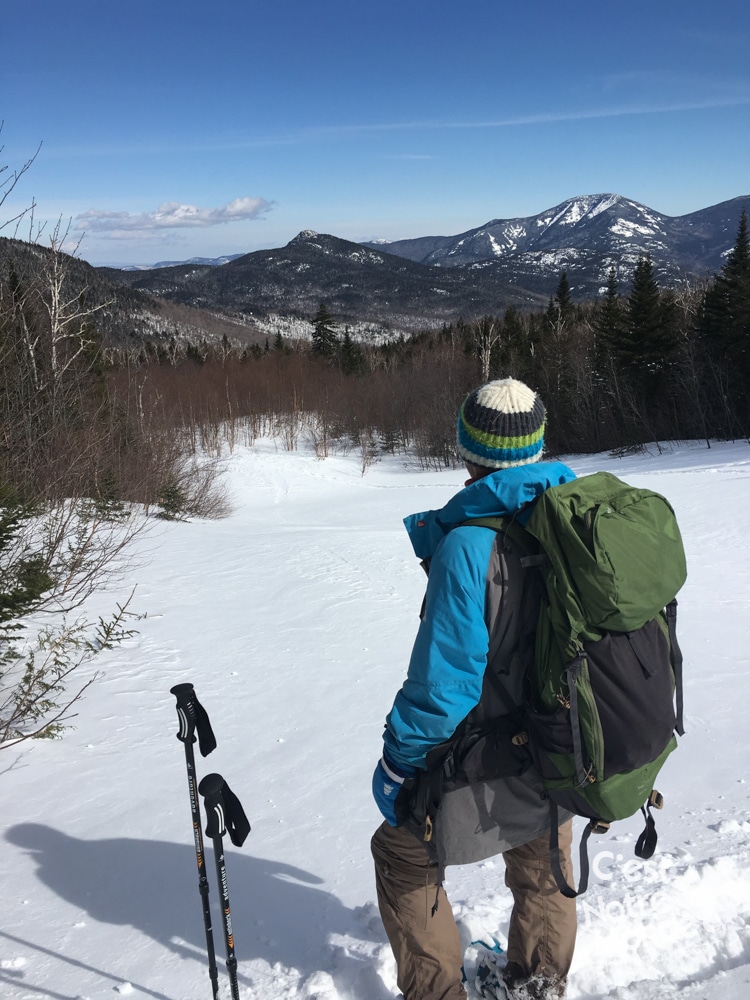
left=372, top=378, right=579, bottom=1000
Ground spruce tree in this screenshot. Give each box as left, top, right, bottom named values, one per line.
left=702, top=209, right=750, bottom=380
left=340, top=326, right=364, bottom=375
left=622, top=255, right=677, bottom=375
left=311, top=303, right=338, bottom=357
left=595, top=268, right=624, bottom=361
left=501, top=306, right=529, bottom=378
left=554, top=270, right=574, bottom=326
left=544, top=271, right=575, bottom=341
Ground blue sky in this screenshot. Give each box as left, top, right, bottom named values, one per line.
left=2, top=0, right=749, bottom=265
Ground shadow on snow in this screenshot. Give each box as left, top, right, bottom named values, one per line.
left=5, top=822, right=386, bottom=995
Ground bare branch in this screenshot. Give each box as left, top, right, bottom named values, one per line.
left=0, top=122, right=42, bottom=232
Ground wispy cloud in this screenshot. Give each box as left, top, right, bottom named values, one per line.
left=75, top=197, right=273, bottom=239
left=330, top=96, right=750, bottom=134
left=247, top=94, right=750, bottom=142
left=49, top=90, right=750, bottom=162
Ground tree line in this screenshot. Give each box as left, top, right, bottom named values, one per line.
left=3, top=210, right=748, bottom=508
left=114, top=209, right=750, bottom=464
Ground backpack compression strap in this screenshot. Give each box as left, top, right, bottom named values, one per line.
left=548, top=799, right=596, bottom=898
left=666, top=600, right=685, bottom=736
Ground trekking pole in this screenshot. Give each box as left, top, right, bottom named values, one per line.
left=198, top=772, right=251, bottom=1000
left=170, top=683, right=219, bottom=1000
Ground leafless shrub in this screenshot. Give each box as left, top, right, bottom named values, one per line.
left=357, top=427, right=380, bottom=476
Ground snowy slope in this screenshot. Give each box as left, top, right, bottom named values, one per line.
left=1, top=439, right=749, bottom=1000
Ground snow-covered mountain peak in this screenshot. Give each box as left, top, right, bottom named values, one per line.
left=292, top=230, right=320, bottom=243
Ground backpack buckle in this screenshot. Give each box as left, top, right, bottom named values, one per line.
left=589, top=819, right=610, bottom=835
left=649, top=789, right=664, bottom=810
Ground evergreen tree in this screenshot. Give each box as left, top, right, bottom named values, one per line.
left=702, top=209, right=750, bottom=383
left=554, top=270, right=574, bottom=325
left=311, top=302, right=338, bottom=357
left=625, top=256, right=660, bottom=363
left=594, top=268, right=625, bottom=363
left=0, top=496, right=54, bottom=627
left=186, top=340, right=205, bottom=364
left=544, top=271, right=575, bottom=334
left=501, top=306, right=529, bottom=378
left=340, top=326, right=364, bottom=375
left=0, top=490, right=139, bottom=746
left=621, top=256, right=677, bottom=375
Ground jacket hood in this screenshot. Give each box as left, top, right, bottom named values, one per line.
left=404, top=460, right=576, bottom=560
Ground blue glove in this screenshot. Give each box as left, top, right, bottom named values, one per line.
left=372, top=753, right=415, bottom=826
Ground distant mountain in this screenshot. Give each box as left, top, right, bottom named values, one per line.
left=121, top=253, right=246, bottom=271
left=0, top=237, right=267, bottom=351
left=96, top=194, right=748, bottom=340
left=363, top=193, right=749, bottom=294
left=98, top=230, right=549, bottom=339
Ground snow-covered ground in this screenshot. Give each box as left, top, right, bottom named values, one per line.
left=2, top=438, right=749, bottom=1000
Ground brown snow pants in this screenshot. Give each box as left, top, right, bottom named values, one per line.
left=371, top=820, right=577, bottom=1000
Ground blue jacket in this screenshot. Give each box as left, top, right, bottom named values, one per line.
left=384, top=461, right=577, bottom=771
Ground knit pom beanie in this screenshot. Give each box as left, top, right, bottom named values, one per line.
left=457, top=378, right=546, bottom=469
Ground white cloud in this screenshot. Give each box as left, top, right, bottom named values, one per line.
left=75, top=196, right=273, bottom=238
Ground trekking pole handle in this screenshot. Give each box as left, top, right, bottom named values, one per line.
left=171, top=683, right=217, bottom=757
left=199, top=773, right=251, bottom=847
left=171, top=683, right=197, bottom=742
left=200, top=772, right=228, bottom=837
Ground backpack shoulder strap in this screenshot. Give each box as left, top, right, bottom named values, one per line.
left=462, top=516, right=548, bottom=569
left=459, top=516, right=547, bottom=719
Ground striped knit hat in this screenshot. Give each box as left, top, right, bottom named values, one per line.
left=457, top=378, right=546, bottom=469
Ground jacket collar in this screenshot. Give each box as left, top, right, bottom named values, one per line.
left=404, top=460, right=576, bottom=560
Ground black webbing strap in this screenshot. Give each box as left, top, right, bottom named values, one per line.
left=223, top=781, right=251, bottom=847
left=549, top=799, right=592, bottom=898
left=193, top=694, right=218, bottom=757
left=666, top=600, right=685, bottom=736
left=565, top=654, right=589, bottom=786
left=635, top=803, right=658, bottom=860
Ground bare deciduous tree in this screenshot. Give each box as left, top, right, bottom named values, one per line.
left=472, top=315, right=503, bottom=381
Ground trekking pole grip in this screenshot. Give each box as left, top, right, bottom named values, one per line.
left=171, top=682, right=217, bottom=757
left=200, top=772, right=228, bottom=837
left=199, top=773, right=251, bottom=847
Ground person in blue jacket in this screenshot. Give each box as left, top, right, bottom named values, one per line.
left=372, top=378, right=578, bottom=1000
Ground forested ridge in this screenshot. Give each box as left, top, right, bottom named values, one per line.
left=2, top=211, right=749, bottom=509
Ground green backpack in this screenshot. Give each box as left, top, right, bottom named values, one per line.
left=470, top=471, right=687, bottom=897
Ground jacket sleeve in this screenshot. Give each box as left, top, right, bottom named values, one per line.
left=383, top=526, right=495, bottom=770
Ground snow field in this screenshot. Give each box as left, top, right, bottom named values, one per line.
left=1, top=438, right=749, bottom=999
